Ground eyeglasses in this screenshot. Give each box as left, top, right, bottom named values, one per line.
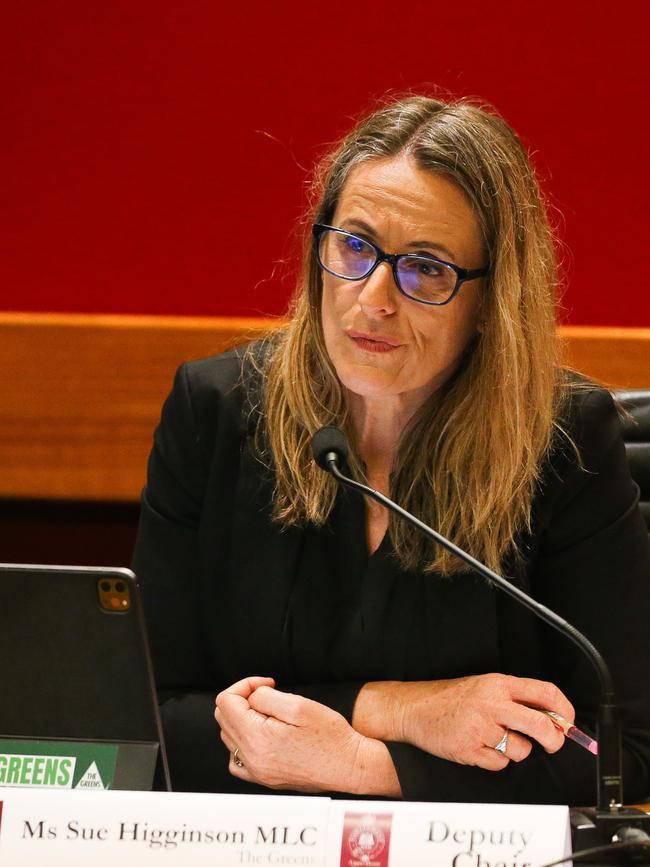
left=312, top=224, right=489, bottom=306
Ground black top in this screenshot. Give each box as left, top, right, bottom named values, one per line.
left=132, top=347, right=650, bottom=804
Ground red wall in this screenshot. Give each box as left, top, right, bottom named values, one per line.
left=2, top=1, right=649, bottom=326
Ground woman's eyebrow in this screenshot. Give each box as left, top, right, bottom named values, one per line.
left=341, top=217, right=457, bottom=261
left=339, top=217, right=378, bottom=238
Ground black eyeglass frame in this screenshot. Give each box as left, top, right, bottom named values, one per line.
left=312, top=223, right=489, bottom=306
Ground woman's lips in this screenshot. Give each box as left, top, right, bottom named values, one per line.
left=346, top=330, right=404, bottom=353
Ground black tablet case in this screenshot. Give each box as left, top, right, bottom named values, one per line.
left=0, top=564, right=170, bottom=791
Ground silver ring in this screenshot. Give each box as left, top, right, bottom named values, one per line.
left=233, top=747, right=244, bottom=768
left=494, top=731, right=509, bottom=755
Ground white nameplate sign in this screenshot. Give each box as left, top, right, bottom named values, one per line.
left=0, top=790, right=572, bottom=866
left=0, top=789, right=330, bottom=866
left=328, top=799, right=571, bottom=867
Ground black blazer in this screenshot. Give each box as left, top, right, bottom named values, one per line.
left=133, top=347, right=650, bottom=803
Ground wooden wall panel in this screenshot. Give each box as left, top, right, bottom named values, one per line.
left=0, top=313, right=276, bottom=502
left=1, top=313, right=649, bottom=503
left=559, top=326, right=650, bottom=390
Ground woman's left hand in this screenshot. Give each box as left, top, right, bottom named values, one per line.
left=214, top=677, right=398, bottom=794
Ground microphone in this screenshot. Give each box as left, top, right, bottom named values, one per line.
left=311, top=426, right=650, bottom=853
left=311, top=426, right=348, bottom=471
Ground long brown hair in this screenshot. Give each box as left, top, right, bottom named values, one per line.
left=250, top=95, right=570, bottom=575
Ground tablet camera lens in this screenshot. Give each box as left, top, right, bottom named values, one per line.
left=97, top=577, right=131, bottom=612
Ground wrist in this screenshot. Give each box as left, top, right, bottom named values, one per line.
left=352, top=681, right=405, bottom=741
left=391, top=681, right=409, bottom=742
left=352, top=737, right=401, bottom=798
left=392, top=680, right=445, bottom=747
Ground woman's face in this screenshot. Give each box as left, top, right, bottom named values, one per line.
left=321, top=155, right=486, bottom=412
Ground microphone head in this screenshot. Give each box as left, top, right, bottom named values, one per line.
left=311, top=426, right=349, bottom=470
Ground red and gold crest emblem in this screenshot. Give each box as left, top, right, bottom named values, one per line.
left=340, top=811, right=392, bottom=867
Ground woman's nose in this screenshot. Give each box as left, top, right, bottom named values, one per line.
left=357, top=262, right=398, bottom=315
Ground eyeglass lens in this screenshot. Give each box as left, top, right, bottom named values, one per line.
left=318, top=228, right=457, bottom=304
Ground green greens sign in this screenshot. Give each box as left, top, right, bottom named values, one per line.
left=0, top=740, right=117, bottom=790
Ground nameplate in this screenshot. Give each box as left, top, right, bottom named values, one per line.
left=0, top=790, right=571, bottom=866
left=329, top=799, right=571, bottom=866
left=0, top=790, right=329, bottom=866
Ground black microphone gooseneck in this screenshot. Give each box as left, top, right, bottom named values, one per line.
left=311, top=425, right=650, bottom=855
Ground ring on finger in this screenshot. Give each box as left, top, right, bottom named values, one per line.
left=494, top=731, right=509, bottom=755
left=233, top=747, right=244, bottom=768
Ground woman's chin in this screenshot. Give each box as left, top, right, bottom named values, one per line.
left=336, top=364, right=403, bottom=399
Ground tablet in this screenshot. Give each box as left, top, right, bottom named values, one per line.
left=0, top=563, right=170, bottom=791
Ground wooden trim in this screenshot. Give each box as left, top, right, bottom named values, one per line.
left=0, top=312, right=278, bottom=502
left=1, top=312, right=649, bottom=503
left=558, top=325, right=650, bottom=390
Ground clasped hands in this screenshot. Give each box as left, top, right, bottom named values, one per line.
left=214, top=673, right=574, bottom=797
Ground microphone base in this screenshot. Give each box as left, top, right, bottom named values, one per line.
left=570, top=806, right=650, bottom=862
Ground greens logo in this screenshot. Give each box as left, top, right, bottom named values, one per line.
left=0, top=740, right=117, bottom=789
left=75, top=760, right=105, bottom=789
left=0, top=753, right=76, bottom=788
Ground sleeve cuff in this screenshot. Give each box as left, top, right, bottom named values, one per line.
left=384, top=741, right=570, bottom=804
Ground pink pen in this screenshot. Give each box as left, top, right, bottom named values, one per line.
left=541, top=710, right=598, bottom=755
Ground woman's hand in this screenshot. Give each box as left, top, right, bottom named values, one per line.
left=353, top=674, right=575, bottom=771
left=215, top=677, right=400, bottom=795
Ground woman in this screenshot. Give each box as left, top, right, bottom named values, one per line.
left=133, top=95, right=650, bottom=804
